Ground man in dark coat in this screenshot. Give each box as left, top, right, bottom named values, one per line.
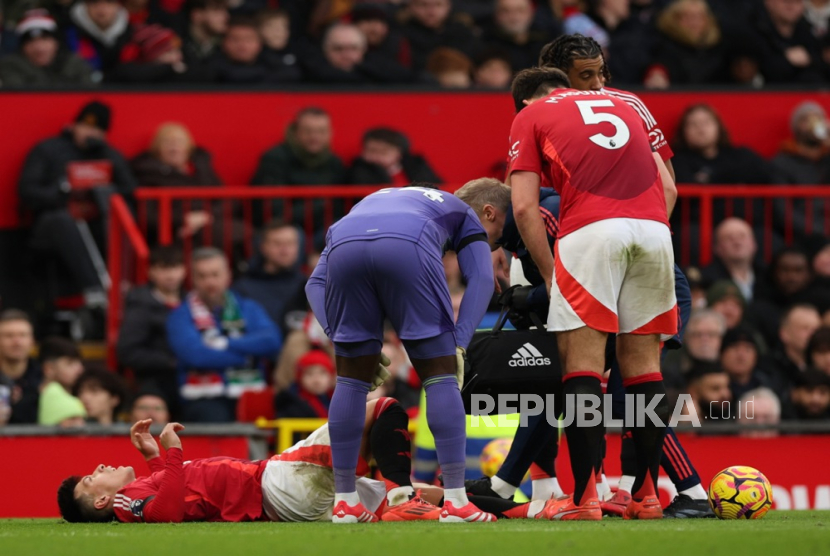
left=347, top=128, right=442, bottom=186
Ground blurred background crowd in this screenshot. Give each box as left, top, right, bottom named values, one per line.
left=3, top=0, right=830, bottom=89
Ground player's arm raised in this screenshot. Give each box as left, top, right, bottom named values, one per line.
left=511, top=171, right=554, bottom=296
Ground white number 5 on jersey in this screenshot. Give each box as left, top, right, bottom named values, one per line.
left=575, top=100, right=630, bottom=150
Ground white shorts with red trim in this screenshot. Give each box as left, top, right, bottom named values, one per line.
left=548, top=218, right=678, bottom=336
left=260, top=424, right=386, bottom=522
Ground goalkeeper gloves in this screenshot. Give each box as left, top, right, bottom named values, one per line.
left=369, top=353, right=392, bottom=392
left=455, top=346, right=466, bottom=390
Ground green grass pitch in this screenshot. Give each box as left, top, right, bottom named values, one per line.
left=2, top=512, right=828, bottom=556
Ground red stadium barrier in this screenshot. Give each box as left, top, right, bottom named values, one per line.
left=3, top=89, right=830, bottom=230
left=105, top=184, right=830, bottom=367
left=0, top=432, right=826, bottom=517
left=107, top=194, right=150, bottom=369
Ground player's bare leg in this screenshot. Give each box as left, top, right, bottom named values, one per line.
left=410, top=353, right=495, bottom=522
left=330, top=352, right=380, bottom=523
left=616, top=332, right=666, bottom=520
left=543, top=325, right=606, bottom=521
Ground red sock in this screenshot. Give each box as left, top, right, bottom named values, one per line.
left=530, top=463, right=552, bottom=481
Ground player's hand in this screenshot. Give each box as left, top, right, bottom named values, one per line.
left=369, top=353, right=392, bottom=392
left=130, top=418, right=160, bottom=460
left=491, top=249, right=509, bottom=294
left=455, top=347, right=466, bottom=390
left=160, top=422, right=185, bottom=451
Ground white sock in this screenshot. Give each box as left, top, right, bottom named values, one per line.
left=335, top=491, right=360, bottom=506
left=618, top=475, right=635, bottom=494
left=680, top=483, right=708, bottom=500
left=443, top=487, right=468, bottom=507
left=525, top=499, right=547, bottom=519
left=531, top=477, right=563, bottom=501
left=597, top=474, right=611, bottom=501
left=490, top=476, right=517, bottom=499
left=387, top=486, right=415, bottom=506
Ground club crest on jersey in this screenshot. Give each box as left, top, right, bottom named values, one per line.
left=509, top=140, right=520, bottom=161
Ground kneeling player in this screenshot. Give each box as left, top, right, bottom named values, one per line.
left=58, top=398, right=535, bottom=523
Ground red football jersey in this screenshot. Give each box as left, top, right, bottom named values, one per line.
left=508, top=89, right=669, bottom=237
left=602, top=87, right=673, bottom=162
left=113, top=448, right=268, bottom=523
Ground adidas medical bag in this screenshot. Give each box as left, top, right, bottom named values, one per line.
left=462, top=308, right=562, bottom=415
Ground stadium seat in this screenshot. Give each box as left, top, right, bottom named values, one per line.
left=236, top=387, right=275, bottom=422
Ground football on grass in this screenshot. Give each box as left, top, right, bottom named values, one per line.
left=708, top=466, right=773, bottom=519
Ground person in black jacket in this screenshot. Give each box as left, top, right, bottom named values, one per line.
left=19, top=100, right=136, bottom=306
left=672, top=103, right=774, bottom=185
left=233, top=221, right=306, bottom=334
left=749, top=0, right=826, bottom=84
left=401, top=0, right=482, bottom=71
left=347, top=127, right=442, bottom=186
left=481, top=0, right=549, bottom=73
left=116, top=245, right=185, bottom=409
left=302, top=22, right=415, bottom=84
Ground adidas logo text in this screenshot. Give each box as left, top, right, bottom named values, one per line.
left=509, top=342, right=551, bottom=367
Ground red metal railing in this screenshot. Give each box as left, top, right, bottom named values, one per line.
left=107, top=194, right=150, bottom=369
left=106, top=184, right=830, bottom=368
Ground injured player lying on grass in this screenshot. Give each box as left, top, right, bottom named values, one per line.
left=58, top=398, right=545, bottom=523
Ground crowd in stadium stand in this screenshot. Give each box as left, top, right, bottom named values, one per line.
left=3, top=0, right=830, bottom=89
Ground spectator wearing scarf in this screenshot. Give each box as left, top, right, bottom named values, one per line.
left=167, top=247, right=282, bottom=422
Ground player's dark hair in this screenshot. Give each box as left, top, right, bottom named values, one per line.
left=149, top=245, right=183, bottom=268
left=539, top=34, right=611, bottom=85
left=673, top=103, right=731, bottom=151
left=510, top=67, right=570, bottom=112
left=39, top=336, right=80, bottom=365
left=57, top=476, right=114, bottom=523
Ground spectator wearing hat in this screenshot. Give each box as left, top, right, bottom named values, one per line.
left=481, top=0, right=549, bottom=73
left=65, top=0, right=134, bottom=77
left=701, top=218, right=766, bottom=302
left=181, top=0, right=229, bottom=70
left=720, top=325, right=770, bottom=401
left=425, top=46, right=473, bottom=88
left=116, top=246, right=185, bottom=408
left=72, top=365, right=128, bottom=425
left=18, top=100, right=136, bottom=308
left=748, top=0, right=826, bottom=84
left=0, top=10, right=94, bottom=88
left=37, top=337, right=86, bottom=427
left=210, top=15, right=295, bottom=83
left=111, top=23, right=214, bottom=82
left=402, top=0, right=481, bottom=71
left=683, top=361, right=732, bottom=425
left=473, top=48, right=513, bottom=89
left=352, top=5, right=413, bottom=70
left=782, top=368, right=830, bottom=419
left=347, top=127, right=442, bottom=186
left=303, top=22, right=414, bottom=84
left=274, top=349, right=334, bottom=419
left=129, top=387, right=170, bottom=424
left=257, top=9, right=302, bottom=82
left=773, top=101, right=830, bottom=184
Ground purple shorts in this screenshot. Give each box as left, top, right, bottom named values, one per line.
left=324, top=238, right=457, bottom=358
